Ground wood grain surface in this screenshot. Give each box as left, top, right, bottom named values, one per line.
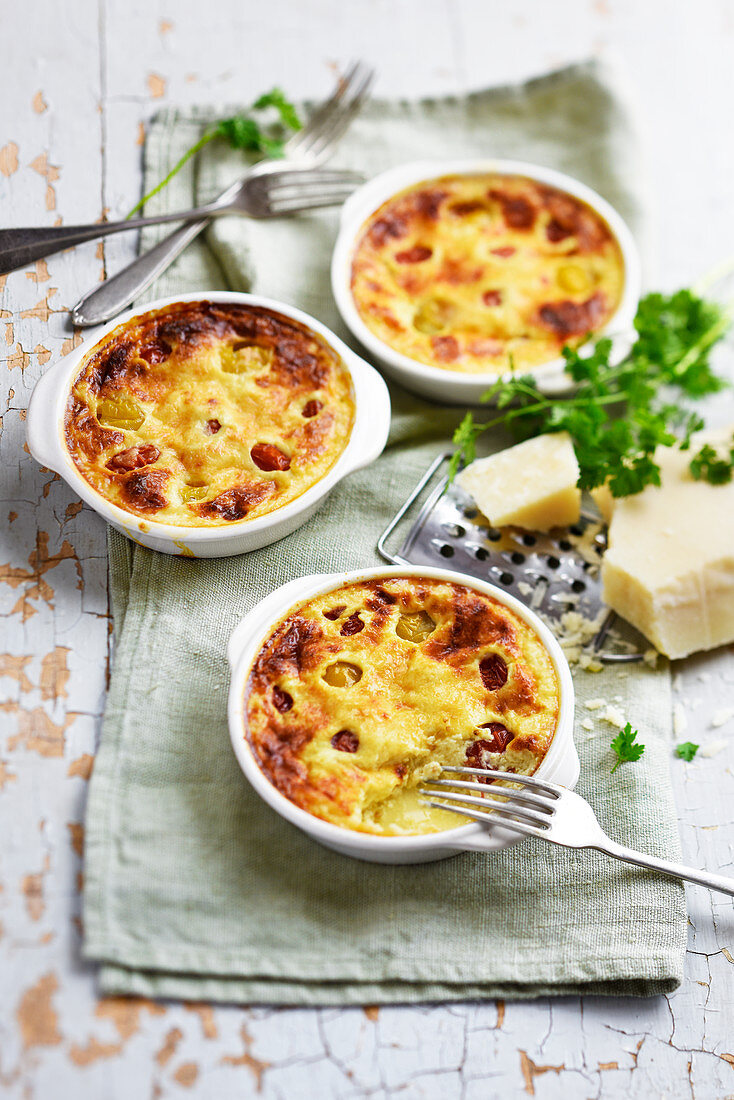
left=1, top=1, right=734, bottom=1096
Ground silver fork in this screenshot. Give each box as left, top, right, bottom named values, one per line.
left=0, top=166, right=363, bottom=275
left=69, top=61, right=375, bottom=326
left=421, top=767, right=734, bottom=896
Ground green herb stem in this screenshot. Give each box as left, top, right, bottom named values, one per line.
left=126, top=86, right=302, bottom=219
left=671, top=299, right=734, bottom=378
left=127, top=128, right=218, bottom=218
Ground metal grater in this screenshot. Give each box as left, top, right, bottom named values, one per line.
left=377, top=452, right=644, bottom=663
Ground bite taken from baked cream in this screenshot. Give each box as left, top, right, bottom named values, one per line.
left=245, top=576, right=561, bottom=836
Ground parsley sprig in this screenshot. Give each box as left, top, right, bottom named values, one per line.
left=675, top=742, right=699, bottom=762
left=449, top=287, right=734, bottom=494
left=689, top=437, right=734, bottom=484
left=129, top=88, right=302, bottom=217
left=610, top=723, right=645, bottom=773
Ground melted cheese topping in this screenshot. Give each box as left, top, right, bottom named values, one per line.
left=350, top=173, right=625, bottom=375
left=64, top=301, right=355, bottom=526
left=246, top=576, right=560, bottom=836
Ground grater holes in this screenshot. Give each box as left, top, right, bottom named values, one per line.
left=430, top=537, right=456, bottom=558
left=510, top=551, right=525, bottom=565
left=442, top=521, right=465, bottom=538
left=474, top=547, right=489, bottom=561
left=462, top=505, right=478, bottom=520
left=487, top=528, right=502, bottom=542
left=521, top=533, right=536, bottom=546
left=546, top=556, right=561, bottom=570
left=558, top=538, right=572, bottom=551
left=569, top=524, right=584, bottom=536
left=499, top=571, right=514, bottom=586
left=571, top=579, right=586, bottom=593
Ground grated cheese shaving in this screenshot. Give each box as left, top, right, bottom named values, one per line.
left=673, top=703, right=688, bottom=738
left=701, top=740, right=727, bottom=758
left=711, top=707, right=734, bottom=729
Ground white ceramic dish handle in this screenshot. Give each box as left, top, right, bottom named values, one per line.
left=26, top=359, right=67, bottom=473
left=340, top=356, right=391, bottom=476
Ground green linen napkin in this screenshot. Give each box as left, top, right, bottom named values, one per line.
left=82, top=60, right=686, bottom=1002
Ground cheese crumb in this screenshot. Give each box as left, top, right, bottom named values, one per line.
left=539, top=607, right=607, bottom=667
left=673, top=703, right=688, bottom=738
left=601, top=704, right=626, bottom=727
left=585, top=698, right=607, bottom=710
left=701, top=740, right=727, bottom=758
left=581, top=718, right=594, bottom=731
left=711, top=707, right=734, bottom=729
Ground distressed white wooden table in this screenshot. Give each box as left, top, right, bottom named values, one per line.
left=2, top=1, right=734, bottom=1096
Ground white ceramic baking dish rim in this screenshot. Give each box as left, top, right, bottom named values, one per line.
left=25, top=291, right=391, bottom=554
left=330, top=158, right=642, bottom=403
left=227, top=564, right=578, bottom=864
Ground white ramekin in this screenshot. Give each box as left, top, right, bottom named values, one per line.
left=227, top=565, right=578, bottom=864
left=331, top=158, right=641, bottom=405
left=26, top=292, right=391, bottom=558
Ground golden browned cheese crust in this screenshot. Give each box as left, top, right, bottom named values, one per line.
left=245, top=577, right=560, bottom=835
left=350, top=174, right=625, bottom=375
left=64, top=301, right=355, bottom=526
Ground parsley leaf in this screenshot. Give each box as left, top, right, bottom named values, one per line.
left=610, top=722, right=645, bottom=773
left=675, top=741, right=699, bottom=761
left=253, top=87, right=303, bottom=132
left=449, top=411, right=485, bottom=481
left=448, top=287, right=733, bottom=496
left=689, top=438, right=734, bottom=484
left=128, top=87, right=301, bottom=217
left=215, top=115, right=267, bottom=152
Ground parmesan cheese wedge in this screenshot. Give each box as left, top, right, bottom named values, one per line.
left=458, top=432, right=581, bottom=531
left=599, top=432, right=734, bottom=659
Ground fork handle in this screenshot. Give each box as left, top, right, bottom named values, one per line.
left=71, top=219, right=210, bottom=327
left=598, top=839, right=734, bottom=897
left=0, top=204, right=222, bottom=275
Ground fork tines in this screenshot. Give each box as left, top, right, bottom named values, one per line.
left=419, top=766, right=560, bottom=838
left=288, top=61, right=375, bottom=163
left=263, top=168, right=365, bottom=193
left=257, top=167, right=365, bottom=215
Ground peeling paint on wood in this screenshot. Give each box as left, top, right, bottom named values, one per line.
left=67, top=753, right=95, bottom=779
left=220, top=1025, right=270, bottom=1090
left=173, top=1063, right=199, bottom=1087
left=155, top=1027, right=183, bottom=1067
left=0, top=142, right=19, bottom=177
left=17, top=974, right=62, bottom=1049
left=39, top=647, right=71, bottom=701
left=29, top=153, right=61, bottom=211
left=147, top=73, right=166, bottom=99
